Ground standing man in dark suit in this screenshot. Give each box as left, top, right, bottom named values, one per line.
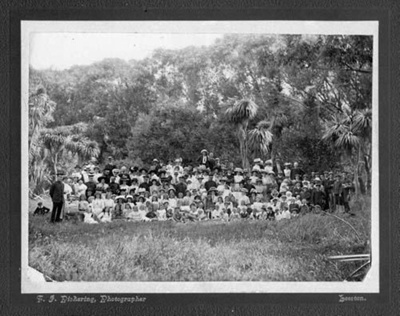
left=49, top=171, right=65, bottom=223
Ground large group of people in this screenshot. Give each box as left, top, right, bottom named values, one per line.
left=43, top=150, right=357, bottom=224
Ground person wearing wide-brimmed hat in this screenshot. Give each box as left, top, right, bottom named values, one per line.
left=252, top=158, right=263, bottom=172
left=173, top=158, right=184, bottom=174
left=91, top=191, right=105, bottom=216
left=71, top=165, right=84, bottom=182
left=238, top=187, right=250, bottom=207
left=197, top=149, right=211, bottom=168
left=217, top=177, right=228, bottom=194
left=149, top=158, right=161, bottom=174
left=112, top=195, right=125, bottom=219
left=233, top=168, right=244, bottom=191
left=149, top=177, right=160, bottom=195
left=283, top=162, right=292, bottom=179
left=96, top=176, right=109, bottom=193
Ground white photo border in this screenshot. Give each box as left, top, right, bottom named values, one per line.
left=21, top=20, right=379, bottom=294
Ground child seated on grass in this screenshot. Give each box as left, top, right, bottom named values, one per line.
left=172, top=207, right=184, bottom=222
left=113, top=197, right=125, bottom=219
left=299, top=199, right=310, bottom=215
left=138, top=204, right=150, bottom=221
left=81, top=196, right=98, bottom=224
left=145, top=208, right=158, bottom=221
left=230, top=208, right=241, bottom=221
left=265, top=206, right=275, bottom=220
left=215, top=196, right=224, bottom=213
left=279, top=205, right=291, bottom=220
left=33, top=201, right=50, bottom=215
left=196, top=201, right=207, bottom=221
left=157, top=205, right=167, bottom=221
left=127, top=205, right=142, bottom=222
left=221, top=208, right=230, bottom=222
left=251, top=207, right=262, bottom=220
left=186, top=203, right=198, bottom=222
left=123, top=203, right=133, bottom=219
left=99, top=207, right=112, bottom=223
left=211, top=205, right=222, bottom=220
left=239, top=202, right=248, bottom=219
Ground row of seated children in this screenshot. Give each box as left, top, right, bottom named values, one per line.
left=72, top=190, right=315, bottom=224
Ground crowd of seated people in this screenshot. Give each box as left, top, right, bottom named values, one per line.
left=43, top=150, right=357, bottom=224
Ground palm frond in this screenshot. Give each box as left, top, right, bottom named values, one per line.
left=248, top=121, right=273, bottom=156
left=225, top=99, right=259, bottom=124
left=353, top=109, right=372, bottom=134
left=335, top=131, right=360, bottom=150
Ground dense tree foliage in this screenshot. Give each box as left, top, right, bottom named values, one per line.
left=28, top=34, right=373, bottom=195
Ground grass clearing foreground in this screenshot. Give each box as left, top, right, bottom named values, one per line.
left=28, top=197, right=371, bottom=282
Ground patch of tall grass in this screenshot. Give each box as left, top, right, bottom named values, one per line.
left=28, top=196, right=371, bottom=282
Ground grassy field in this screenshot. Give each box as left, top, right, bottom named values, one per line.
left=28, top=197, right=371, bottom=282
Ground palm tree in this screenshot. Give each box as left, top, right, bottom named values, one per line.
left=248, top=120, right=273, bottom=160
left=41, top=127, right=100, bottom=177
left=353, top=109, right=372, bottom=191
left=29, top=87, right=55, bottom=148
left=225, top=99, right=258, bottom=169
left=322, top=109, right=371, bottom=197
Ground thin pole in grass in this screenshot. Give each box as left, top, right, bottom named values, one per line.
left=346, top=260, right=371, bottom=281
left=321, top=210, right=363, bottom=243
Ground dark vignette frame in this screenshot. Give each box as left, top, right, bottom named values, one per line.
left=7, top=6, right=392, bottom=316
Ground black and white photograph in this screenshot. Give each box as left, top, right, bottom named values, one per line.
left=21, top=20, right=379, bottom=294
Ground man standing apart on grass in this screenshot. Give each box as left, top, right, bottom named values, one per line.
left=49, top=171, right=65, bottom=223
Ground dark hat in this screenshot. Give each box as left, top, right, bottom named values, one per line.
left=161, top=177, right=170, bottom=182
left=120, top=174, right=129, bottom=180
left=55, top=169, right=66, bottom=176
left=139, top=168, right=148, bottom=173
left=75, top=165, right=81, bottom=169
left=97, top=176, right=107, bottom=182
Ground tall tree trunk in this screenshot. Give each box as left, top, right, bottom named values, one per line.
left=353, top=147, right=361, bottom=198
left=53, top=152, right=58, bottom=178
left=237, top=126, right=250, bottom=170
